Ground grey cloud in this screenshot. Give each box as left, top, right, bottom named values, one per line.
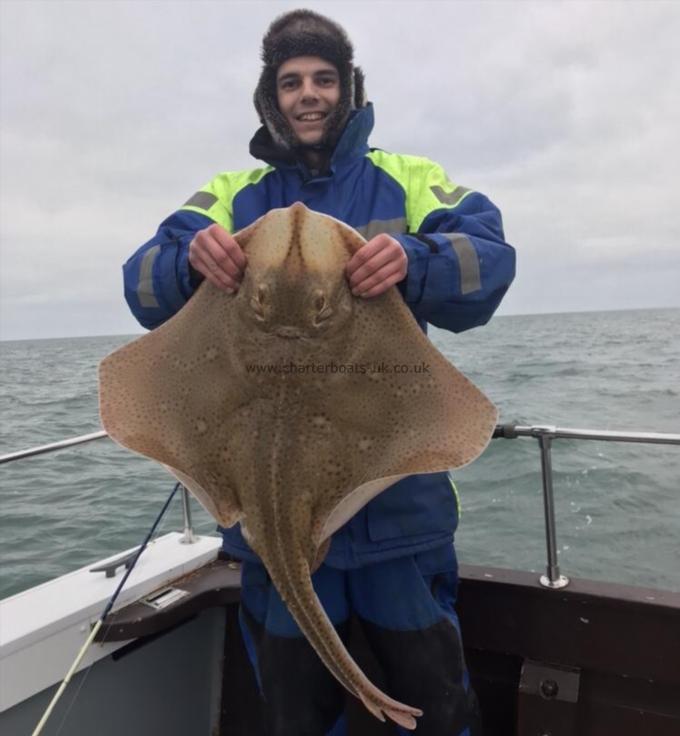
left=1, top=0, right=679, bottom=340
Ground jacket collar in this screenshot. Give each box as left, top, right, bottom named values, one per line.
left=248, top=104, right=374, bottom=176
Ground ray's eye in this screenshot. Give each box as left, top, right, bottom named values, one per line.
left=250, top=284, right=269, bottom=322
left=312, top=289, right=333, bottom=326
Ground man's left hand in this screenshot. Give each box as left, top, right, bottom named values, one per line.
left=346, top=234, right=407, bottom=298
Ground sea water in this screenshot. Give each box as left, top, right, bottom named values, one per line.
left=1, top=308, right=679, bottom=599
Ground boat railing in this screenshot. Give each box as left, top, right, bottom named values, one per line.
left=493, top=424, right=680, bottom=588
left=0, top=430, right=197, bottom=545
left=2, top=424, right=679, bottom=588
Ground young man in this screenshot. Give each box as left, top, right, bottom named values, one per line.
left=123, top=10, right=515, bottom=736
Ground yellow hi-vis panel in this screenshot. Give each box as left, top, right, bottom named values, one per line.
left=179, top=166, right=275, bottom=232
left=366, top=151, right=474, bottom=232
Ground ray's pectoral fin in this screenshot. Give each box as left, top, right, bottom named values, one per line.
left=163, top=465, right=242, bottom=529
left=311, top=538, right=332, bottom=573
left=319, top=475, right=408, bottom=545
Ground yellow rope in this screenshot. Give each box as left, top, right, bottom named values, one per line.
left=31, top=483, right=179, bottom=735
left=31, top=615, right=104, bottom=735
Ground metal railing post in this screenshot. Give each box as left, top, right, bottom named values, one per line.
left=180, top=485, right=197, bottom=544
left=535, top=428, right=569, bottom=589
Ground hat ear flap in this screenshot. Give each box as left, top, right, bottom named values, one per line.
left=254, top=76, right=299, bottom=150
left=352, top=67, right=367, bottom=109
left=253, top=89, right=265, bottom=124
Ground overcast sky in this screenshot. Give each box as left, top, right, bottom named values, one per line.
left=1, top=0, right=678, bottom=340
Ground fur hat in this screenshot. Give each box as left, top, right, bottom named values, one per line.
left=254, top=9, right=366, bottom=151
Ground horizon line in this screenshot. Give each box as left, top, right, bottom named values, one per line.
left=1, top=304, right=678, bottom=343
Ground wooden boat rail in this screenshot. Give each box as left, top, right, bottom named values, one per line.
left=95, top=554, right=680, bottom=736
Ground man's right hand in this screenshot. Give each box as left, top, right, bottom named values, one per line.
left=189, top=223, right=247, bottom=293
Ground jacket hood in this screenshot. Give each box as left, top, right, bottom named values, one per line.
left=249, top=104, right=375, bottom=175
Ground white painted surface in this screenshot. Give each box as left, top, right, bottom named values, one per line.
left=0, top=532, right=222, bottom=712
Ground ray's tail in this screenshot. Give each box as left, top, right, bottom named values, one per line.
left=264, top=553, right=423, bottom=730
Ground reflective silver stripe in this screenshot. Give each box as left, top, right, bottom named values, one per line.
left=355, top=217, right=407, bottom=240
left=183, top=191, right=217, bottom=210
left=138, top=245, right=160, bottom=308
left=442, top=233, right=481, bottom=294
left=431, top=185, right=471, bottom=207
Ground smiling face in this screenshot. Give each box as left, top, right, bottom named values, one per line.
left=276, top=56, right=340, bottom=146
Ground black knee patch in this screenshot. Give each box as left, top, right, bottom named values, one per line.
left=241, top=606, right=348, bottom=736
left=357, top=616, right=481, bottom=736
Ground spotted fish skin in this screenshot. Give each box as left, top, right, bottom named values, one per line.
left=221, top=321, right=424, bottom=725
left=99, top=203, right=498, bottom=729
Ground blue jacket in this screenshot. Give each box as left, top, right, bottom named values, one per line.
left=123, top=104, right=515, bottom=568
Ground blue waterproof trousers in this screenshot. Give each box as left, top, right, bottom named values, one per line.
left=238, top=544, right=481, bottom=736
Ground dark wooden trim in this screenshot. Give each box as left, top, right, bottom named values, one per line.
left=457, top=565, right=680, bottom=736
left=96, top=559, right=680, bottom=735
left=95, top=559, right=241, bottom=642
left=457, top=564, right=680, bottom=683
